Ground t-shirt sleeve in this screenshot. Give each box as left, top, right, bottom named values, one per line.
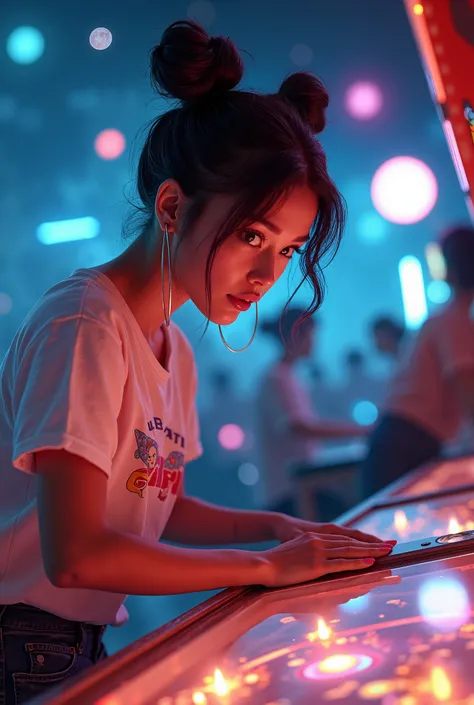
left=434, top=310, right=474, bottom=377
left=11, top=315, right=127, bottom=477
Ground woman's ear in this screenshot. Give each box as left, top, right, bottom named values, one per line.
left=154, top=179, right=187, bottom=232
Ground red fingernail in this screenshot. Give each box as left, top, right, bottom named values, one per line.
left=364, top=558, right=375, bottom=565
left=387, top=540, right=397, bottom=545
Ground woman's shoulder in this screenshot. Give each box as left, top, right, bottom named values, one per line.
left=17, top=270, right=124, bottom=349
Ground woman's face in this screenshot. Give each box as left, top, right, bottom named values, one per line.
left=173, top=184, right=318, bottom=324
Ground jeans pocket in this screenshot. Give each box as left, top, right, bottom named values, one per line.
left=12, top=642, right=80, bottom=705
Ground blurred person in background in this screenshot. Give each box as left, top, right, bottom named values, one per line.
left=371, top=315, right=405, bottom=360
left=257, top=308, right=371, bottom=516
left=0, top=20, right=393, bottom=702
left=361, top=225, right=474, bottom=497
left=339, top=349, right=383, bottom=415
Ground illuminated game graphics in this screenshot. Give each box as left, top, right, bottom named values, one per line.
left=464, top=101, right=474, bottom=144
left=157, top=562, right=474, bottom=705
left=353, top=490, right=474, bottom=542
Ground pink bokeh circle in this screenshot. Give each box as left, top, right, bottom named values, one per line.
left=218, top=424, right=245, bottom=450
left=345, top=81, right=383, bottom=120
left=94, top=129, right=126, bottom=160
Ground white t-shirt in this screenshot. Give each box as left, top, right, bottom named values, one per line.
left=385, top=296, right=474, bottom=442
left=256, top=361, right=318, bottom=506
left=0, top=269, right=202, bottom=625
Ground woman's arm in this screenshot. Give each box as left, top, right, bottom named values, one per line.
left=162, top=495, right=280, bottom=545
left=36, top=450, right=268, bottom=595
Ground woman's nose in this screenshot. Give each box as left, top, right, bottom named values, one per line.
left=248, top=252, right=277, bottom=288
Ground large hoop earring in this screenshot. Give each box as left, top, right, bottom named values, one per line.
left=161, top=224, right=172, bottom=327
left=218, top=303, right=259, bottom=353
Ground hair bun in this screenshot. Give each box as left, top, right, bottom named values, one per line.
left=278, top=72, right=329, bottom=134
left=150, top=20, right=244, bottom=102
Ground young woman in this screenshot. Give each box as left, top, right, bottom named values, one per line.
left=257, top=308, right=370, bottom=516
left=0, top=20, right=395, bottom=702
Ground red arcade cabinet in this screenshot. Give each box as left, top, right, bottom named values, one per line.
left=403, top=0, right=474, bottom=221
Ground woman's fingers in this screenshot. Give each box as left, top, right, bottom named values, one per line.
left=325, top=543, right=393, bottom=557
left=324, top=557, right=377, bottom=573
left=317, top=523, right=396, bottom=545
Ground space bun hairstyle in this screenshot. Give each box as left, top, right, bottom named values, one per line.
left=133, top=20, right=345, bottom=326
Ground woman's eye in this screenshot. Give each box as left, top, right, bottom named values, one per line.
left=243, top=230, right=263, bottom=247
left=281, top=246, right=303, bottom=259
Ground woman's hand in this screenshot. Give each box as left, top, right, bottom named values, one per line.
left=259, top=532, right=395, bottom=588
left=270, top=513, right=395, bottom=546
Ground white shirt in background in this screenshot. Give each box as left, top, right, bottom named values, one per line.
left=385, top=296, right=474, bottom=443
left=256, top=361, right=318, bottom=507
left=0, top=269, right=202, bottom=625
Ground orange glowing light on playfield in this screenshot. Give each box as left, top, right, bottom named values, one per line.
left=430, top=667, right=452, bottom=701
left=448, top=516, right=461, bottom=534
left=413, top=3, right=424, bottom=15
left=319, top=654, right=357, bottom=674
left=394, top=509, right=409, bottom=534
left=192, top=692, right=207, bottom=705
left=317, top=618, right=331, bottom=640
left=213, top=669, right=229, bottom=696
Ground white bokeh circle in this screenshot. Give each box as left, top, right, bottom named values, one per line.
left=371, top=156, right=438, bottom=224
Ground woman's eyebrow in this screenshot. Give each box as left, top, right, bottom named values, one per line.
left=252, top=217, right=310, bottom=244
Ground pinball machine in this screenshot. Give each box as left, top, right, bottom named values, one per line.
left=31, top=453, right=474, bottom=705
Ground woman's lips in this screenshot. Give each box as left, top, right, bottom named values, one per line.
left=227, top=294, right=251, bottom=312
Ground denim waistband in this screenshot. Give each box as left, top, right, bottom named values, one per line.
left=0, top=603, right=106, bottom=637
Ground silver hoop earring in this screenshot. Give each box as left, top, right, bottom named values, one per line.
left=218, top=303, right=259, bottom=353
left=161, top=224, right=172, bottom=327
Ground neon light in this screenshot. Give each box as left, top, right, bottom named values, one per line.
left=36, top=217, right=100, bottom=245
left=398, top=256, right=428, bottom=329
left=442, top=120, right=469, bottom=193
left=424, top=242, right=446, bottom=280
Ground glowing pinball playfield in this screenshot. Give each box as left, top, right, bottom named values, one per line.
left=35, top=452, right=474, bottom=705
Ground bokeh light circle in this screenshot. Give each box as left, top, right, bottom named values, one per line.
left=218, top=424, right=245, bottom=450
left=289, top=44, right=313, bottom=67
left=371, top=157, right=438, bottom=224
left=345, top=81, right=383, bottom=121
left=303, top=653, right=373, bottom=680
left=89, top=27, right=113, bottom=51
left=427, top=280, right=451, bottom=305
left=0, top=293, right=13, bottom=315
left=418, top=576, right=470, bottom=631
left=238, top=463, right=259, bottom=486
left=353, top=400, right=378, bottom=426
left=355, top=211, right=389, bottom=243
left=6, top=26, right=44, bottom=65
left=94, top=129, right=126, bottom=160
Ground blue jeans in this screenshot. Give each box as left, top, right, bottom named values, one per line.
left=0, top=603, right=107, bottom=705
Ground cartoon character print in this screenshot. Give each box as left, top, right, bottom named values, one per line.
left=126, top=429, right=159, bottom=498
left=126, top=429, right=185, bottom=501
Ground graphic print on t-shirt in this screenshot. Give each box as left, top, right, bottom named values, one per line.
left=126, top=428, right=185, bottom=501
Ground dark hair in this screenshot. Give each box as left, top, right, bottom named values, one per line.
left=441, top=225, right=474, bottom=290
left=371, top=316, right=405, bottom=342
left=132, top=20, right=345, bottom=325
